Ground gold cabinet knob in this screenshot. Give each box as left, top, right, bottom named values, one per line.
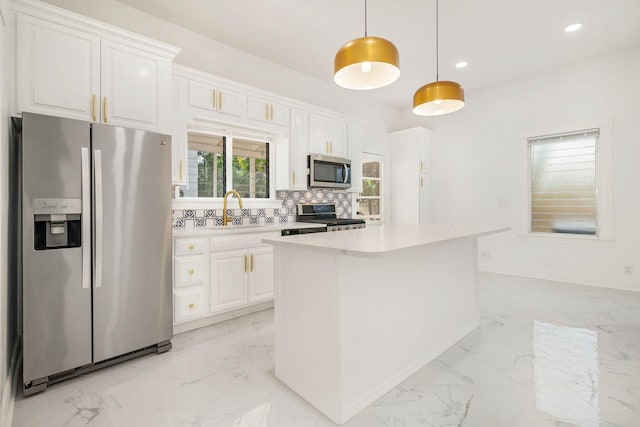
left=188, top=244, right=195, bottom=250
left=188, top=303, right=194, bottom=309
left=188, top=268, right=195, bottom=275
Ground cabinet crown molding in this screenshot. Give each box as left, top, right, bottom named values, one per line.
left=11, top=0, right=180, bottom=58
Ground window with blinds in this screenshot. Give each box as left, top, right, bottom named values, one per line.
left=529, top=129, right=599, bottom=235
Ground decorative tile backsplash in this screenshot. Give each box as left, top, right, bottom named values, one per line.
left=172, top=189, right=353, bottom=230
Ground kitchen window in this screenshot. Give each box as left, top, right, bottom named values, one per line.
left=180, top=133, right=225, bottom=198
left=179, top=131, right=271, bottom=199
left=358, top=155, right=384, bottom=222
left=528, top=128, right=599, bottom=236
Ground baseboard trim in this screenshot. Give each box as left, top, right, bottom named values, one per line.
left=480, top=263, right=640, bottom=293
left=173, top=301, right=273, bottom=335
left=2, top=337, right=21, bottom=427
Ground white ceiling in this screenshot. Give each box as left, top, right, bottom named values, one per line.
left=117, top=0, right=640, bottom=110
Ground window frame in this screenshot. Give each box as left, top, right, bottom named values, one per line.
left=358, top=152, right=385, bottom=224
left=177, top=121, right=276, bottom=204
left=521, top=120, right=613, bottom=245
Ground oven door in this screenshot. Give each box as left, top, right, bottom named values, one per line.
left=308, top=155, right=351, bottom=189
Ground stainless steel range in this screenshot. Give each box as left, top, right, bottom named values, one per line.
left=296, top=203, right=366, bottom=231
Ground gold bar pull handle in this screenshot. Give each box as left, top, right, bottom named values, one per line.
left=212, top=89, right=216, bottom=110
left=270, top=104, right=274, bottom=121
left=250, top=254, right=254, bottom=272
left=420, top=160, right=424, bottom=171
left=420, top=176, right=424, bottom=187
left=179, top=160, right=183, bottom=180
left=103, top=97, right=108, bottom=123
left=292, top=171, right=296, bottom=186
left=91, top=94, right=97, bottom=121
left=219, top=91, right=223, bottom=111
left=244, top=254, right=247, bottom=273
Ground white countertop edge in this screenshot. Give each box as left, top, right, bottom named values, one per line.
left=173, top=222, right=326, bottom=237
left=262, top=224, right=511, bottom=257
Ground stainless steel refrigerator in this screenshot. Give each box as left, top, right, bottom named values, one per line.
left=12, top=112, right=173, bottom=395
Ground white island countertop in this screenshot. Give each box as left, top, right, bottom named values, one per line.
left=263, top=223, right=510, bottom=257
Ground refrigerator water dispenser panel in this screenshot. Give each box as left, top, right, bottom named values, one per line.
left=33, top=198, right=82, bottom=250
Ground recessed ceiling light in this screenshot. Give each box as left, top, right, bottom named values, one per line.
left=564, top=23, right=583, bottom=32
left=455, top=61, right=468, bottom=68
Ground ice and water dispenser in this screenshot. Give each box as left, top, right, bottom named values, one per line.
left=33, top=198, right=82, bottom=250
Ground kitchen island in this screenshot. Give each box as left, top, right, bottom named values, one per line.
left=263, top=223, right=510, bottom=424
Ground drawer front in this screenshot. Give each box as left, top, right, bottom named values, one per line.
left=174, top=287, right=205, bottom=322
left=175, top=255, right=206, bottom=287
left=210, top=231, right=280, bottom=251
left=175, top=238, right=207, bottom=255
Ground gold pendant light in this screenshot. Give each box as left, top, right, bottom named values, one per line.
left=413, top=0, right=465, bottom=116
left=334, top=0, right=400, bottom=90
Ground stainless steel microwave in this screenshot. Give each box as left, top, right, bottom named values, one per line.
left=307, top=154, right=351, bottom=189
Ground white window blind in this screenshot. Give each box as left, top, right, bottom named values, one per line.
left=529, top=129, right=599, bottom=235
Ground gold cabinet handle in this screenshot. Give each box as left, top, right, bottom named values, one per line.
left=103, top=97, right=108, bottom=123
left=179, top=160, right=183, bottom=180
left=188, top=303, right=194, bottom=309
left=292, top=171, right=296, bottom=186
left=270, top=104, right=274, bottom=121
left=91, top=94, right=97, bottom=121
left=219, top=90, right=222, bottom=111
left=420, top=176, right=424, bottom=187
left=188, top=268, right=195, bottom=275
left=420, top=160, right=424, bottom=171
left=330, top=142, right=333, bottom=154
left=250, top=254, right=254, bottom=272
left=244, top=254, right=247, bottom=273
left=212, top=89, right=216, bottom=110
left=188, top=244, right=195, bottom=250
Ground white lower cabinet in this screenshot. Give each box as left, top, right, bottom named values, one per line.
left=173, top=232, right=276, bottom=330
left=174, top=288, right=206, bottom=322
left=210, top=244, right=274, bottom=314
left=173, top=237, right=209, bottom=324
left=247, top=246, right=275, bottom=303
left=210, top=249, right=249, bottom=313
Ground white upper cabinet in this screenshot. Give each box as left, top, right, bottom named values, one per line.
left=348, top=124, right=363, bottom=193
left=100, top=39, right=172, bottom=131
left=247, top=96, right=290, bottom=126
left=188, top=80, right=244, bottom=117
left=309, top=113, right=348, bottom=158
left=17, top=15, right=100, bottom=122
left=14, top=2, right=179, bottom=133
left=389, top=127, right=432, bottom=225
left=171, top=77, right=188, bottom=185
left=288, top=109, right=309, bottom=190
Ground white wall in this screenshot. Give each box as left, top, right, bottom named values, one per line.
left=417, top=47, right=640, bottom=291
left=0, top=0, right=17, bottom=422
left=39, top=0, right=398, bottom=158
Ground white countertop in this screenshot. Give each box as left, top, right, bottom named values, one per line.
left=263, top=223, right=510, bottom=257
left=172, top=222, right=326, bottom=237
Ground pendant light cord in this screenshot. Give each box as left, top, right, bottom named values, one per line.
left=436, top=0, right=439, bottom=81
left=364, top=0, right=368, bottom=37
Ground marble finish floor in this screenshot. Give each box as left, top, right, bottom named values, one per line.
left=12, top=273, right=640, bottom=426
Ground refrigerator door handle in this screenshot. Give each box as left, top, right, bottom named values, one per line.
left=81, top=147, right=91, bottom=289
left=94, top=149, right=103, bottom=288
